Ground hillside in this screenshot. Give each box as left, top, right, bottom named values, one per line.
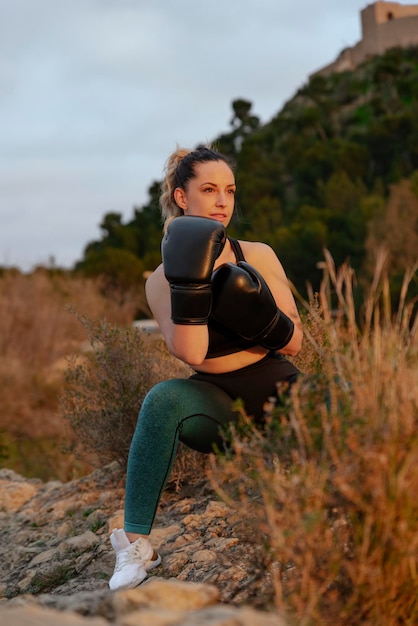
left=225, top=45, right=418, bottom=288
left=77, top=45, right=418, bottom=302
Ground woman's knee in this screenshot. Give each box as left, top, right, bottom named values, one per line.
left=138, top=379, right=192, bottom=428
left=139, top=378, right=236, bottom=430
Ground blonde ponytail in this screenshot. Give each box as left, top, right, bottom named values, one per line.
left=160, top=148, right=190, bottom=229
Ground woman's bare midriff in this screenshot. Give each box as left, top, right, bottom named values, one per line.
left=191, top=346, right=270, bottom=374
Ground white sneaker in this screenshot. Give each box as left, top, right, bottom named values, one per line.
left=109, top=529, right=162, bottom=591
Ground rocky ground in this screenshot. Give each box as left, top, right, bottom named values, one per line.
left=0, top=462, right=287, bottom=625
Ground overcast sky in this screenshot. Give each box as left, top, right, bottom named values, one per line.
left=0, top=0, right=410, bottom=271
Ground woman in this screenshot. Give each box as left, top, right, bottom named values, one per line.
left=109, top=146, right=303, bottom=591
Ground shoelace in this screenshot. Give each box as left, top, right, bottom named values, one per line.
left=114, top=543, right=146, bottom=572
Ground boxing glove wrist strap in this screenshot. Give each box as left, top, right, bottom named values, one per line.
left=256, top=308, right=294, bottom=350
left=170, top=284, right=212, bottom=325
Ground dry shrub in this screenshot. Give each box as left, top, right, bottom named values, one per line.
left=60, top=314, right=193, bottom=472
left=209, top=250, right=418, bottom=625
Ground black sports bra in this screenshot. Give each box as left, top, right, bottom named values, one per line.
left=228, top=238, right=245, bottom=263
left=205, top=238, right=257, bottom=359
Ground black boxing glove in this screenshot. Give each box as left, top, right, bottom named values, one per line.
left=162, top=216, right=226, bottom=324
left=211, top=261, right=294, bottom=350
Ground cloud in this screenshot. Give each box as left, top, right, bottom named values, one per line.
left=0, top=0, right=373, bottom=270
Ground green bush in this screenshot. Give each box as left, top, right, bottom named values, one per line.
left=60, top=314, right=191, bottom=468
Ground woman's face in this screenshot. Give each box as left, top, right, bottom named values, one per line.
left=174, top=160, right=236, bottom=227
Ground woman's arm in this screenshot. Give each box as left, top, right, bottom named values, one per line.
left=147, top=240, right=303, bottom=364
left=145, top=266, right=210, bottom=366
left=240, top=242, right=303, bottom=356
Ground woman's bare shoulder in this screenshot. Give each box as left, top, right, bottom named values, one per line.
left=238, top=240, right=288, bottom=280
left=238, top=240, right=277, bottom=262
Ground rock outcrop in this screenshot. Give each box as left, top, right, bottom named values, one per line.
left=0, top=464, right=287, bottom=625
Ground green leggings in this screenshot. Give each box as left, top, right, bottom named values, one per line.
left=124, top=378, right=238, bottom=534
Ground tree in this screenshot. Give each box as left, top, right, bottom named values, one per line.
left=216, top=99, right=260, bottom=156
left=366, top=177, right=418, bottom=274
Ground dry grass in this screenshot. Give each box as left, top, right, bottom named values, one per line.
left=0, top=268, right=144, bottom=479
left=0, top=267, right=208, bottom=484
left=209, top=250, right=418, bottom=625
